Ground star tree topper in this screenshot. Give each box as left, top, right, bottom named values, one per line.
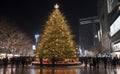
left=54, top=4, right=59, bottom=9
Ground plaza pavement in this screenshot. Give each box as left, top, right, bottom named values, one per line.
left=0, top=64, right=120, bottom=74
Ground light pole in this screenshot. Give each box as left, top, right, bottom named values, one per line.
left=34, top=34, right=40, bottom=50
left=33, top=34, right=40, bottom=57
left=35, top=34, right=40, bottom=43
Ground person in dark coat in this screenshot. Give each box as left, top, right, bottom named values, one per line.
left=92, top=57, right=96, bottom=68
left=84, top=57, right=88, bottom=67
left=11, top=57, right=15, bottom=68
left=3, top=57, right=8, bottom=68
left=21, top=57, right=25, bottom=68
left=103, top=57, right=108, bottom=69
left=51, top=56, right=56, bottom=67
left=112, top=56, right=118, bottom=68
left=39, top=56, right=43, bottom=67
left=96, top=57, right=100, bottom=68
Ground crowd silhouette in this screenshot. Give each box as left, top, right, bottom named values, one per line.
left=79, top=55, right=119, bottom=69
left=0, top=55, right=120, bottom=74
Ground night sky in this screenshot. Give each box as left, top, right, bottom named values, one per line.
left=0, top=0, right=98, bottom=42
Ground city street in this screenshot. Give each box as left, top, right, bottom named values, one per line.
left=0, top=65, right=120, bottom=74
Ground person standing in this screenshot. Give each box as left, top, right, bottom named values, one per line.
left=103, top=57, right=108, bottom=69
left=112, top=55, right=118, bottom=68
left=3, top=57, right=8, bottom=68
left=51, top=56, right=56, bottom=67
left=39, top=56, right=43, bottom=67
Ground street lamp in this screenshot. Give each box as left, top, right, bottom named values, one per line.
left=33, top=34, right=40, bottom=50
left=35, top=34, right=40, bottom=43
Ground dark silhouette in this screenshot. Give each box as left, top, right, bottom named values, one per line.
left=96, top=57, right=100, bottom=68
left=21, top=57, right=25, bottom=68
left=15, top=57, right=20, bottom=68
left=11, top=57, right=15, bottom=68
left=89, top=57, right=93, bottom=69
left=112, top=56, right=118, bottom=68
left=51, top=56, right=56, bottom=67
left=93, top=58, right=96, bottom=68
left=103, top=57, right=108, bottom=69
left=3, top=57, right=8, bottom=68
left=39, top=56, right=43, bottom=67
left=84, top=57, right=88, bottom=67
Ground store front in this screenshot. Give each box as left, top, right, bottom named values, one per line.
left=112, top=42, right=120, bottom=58
left=110, top=15, right=120, bottom=58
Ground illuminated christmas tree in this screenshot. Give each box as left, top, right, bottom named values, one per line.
left=37, top=4, right=78, bottom=61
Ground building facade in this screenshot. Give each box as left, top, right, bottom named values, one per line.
left=97, top=0, right=111, bottom=56
left=107, top=0, right=120, bottom=57
left=98, top=0, right=120, bottom=57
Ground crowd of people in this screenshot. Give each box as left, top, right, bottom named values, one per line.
left=79, top=55, right=119, bottom=69
left=0, top=56, right=33, bottom=68
left=0, top=55, right=119, bottom=69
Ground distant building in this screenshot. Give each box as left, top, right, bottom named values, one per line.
left=79, top=16, right=100, bottom=51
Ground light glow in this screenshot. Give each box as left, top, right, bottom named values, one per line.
left=110, top=16, right=120, bottom=36
left=54, top=4, right=59, bottom=9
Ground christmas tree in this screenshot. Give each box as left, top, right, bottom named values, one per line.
left=37, top=4, right=78, bottom=61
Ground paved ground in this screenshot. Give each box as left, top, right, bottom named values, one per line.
left=0, top=64, right=119, bottom=74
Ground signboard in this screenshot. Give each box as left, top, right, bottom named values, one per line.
left=113, top=42, right=120, bottom=51
left=110, top=16, right=120, bottom=36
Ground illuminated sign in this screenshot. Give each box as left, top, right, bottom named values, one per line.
left=113, top=42, right=120, bottom=51
left=110, top=16, right=120, bottom=36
